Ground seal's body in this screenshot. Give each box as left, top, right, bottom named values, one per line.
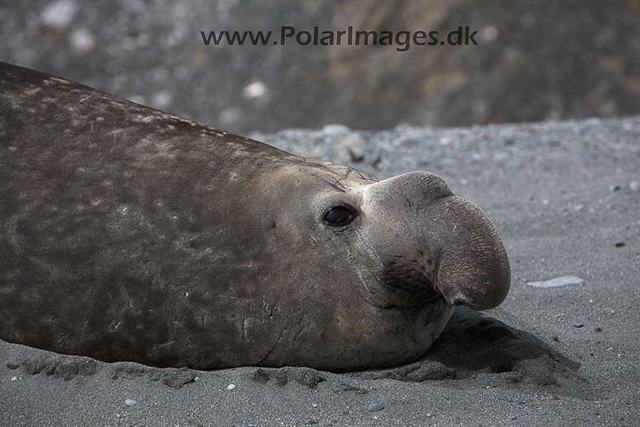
left=0, top=63, right=510, bottom=371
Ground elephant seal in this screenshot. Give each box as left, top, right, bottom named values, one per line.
left=0, top=62, right=510, bottom=371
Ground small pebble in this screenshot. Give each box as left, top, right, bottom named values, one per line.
left=227, top=383, right=236, bottom=390
left=242, top=81, right=267, bottom=99
left=124, top=399, right=137, bottom=407
left=595, top=327, right=603, bottom=332
left=41, top=0, right=78, bottom=28
left=340, top=134, right=366, bottom=163
left=322, top=124, right=350, bottom=135
left=610, top=185, right=621, bottom=192
left=630, top=181, right=640, bottom=191
left=11, top=376, right=17, bottom=381
left=573, top=322, right=585, bottom=328
left=151, top=91, right=173, bottom=109
left=312, top=403, right=318, bottom=408
left=347, top=147, right=365, bottom=162
left=615, top=241, right=626, bottom=247
left=70, top=28, right=95, bottom=54
left=511, top=415, right=518, bottom=420
left=367, top=403, right=385, bottom=412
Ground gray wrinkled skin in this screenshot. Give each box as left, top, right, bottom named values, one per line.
left=0, top=62, right=510, bottom=371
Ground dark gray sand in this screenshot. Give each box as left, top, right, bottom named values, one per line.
left=1, top=116, right=639, bottom=426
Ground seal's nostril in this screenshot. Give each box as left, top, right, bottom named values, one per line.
left=382, top=256, right=441, bottom=307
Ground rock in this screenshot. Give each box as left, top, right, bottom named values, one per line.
left=242, top=82, right=268, bottom=100
left=40, top=0, right=78, bottom=28
left=338, top=133, right=367, bottom=162
left=70, top=29, right=96, bottom=54
left=347, top=147, right=365, bottom=162
left=366, top=403, right=384, bottom=412
left=322, top=124, right=351, bottom=136
left=124, top=399, right=137, bottom=407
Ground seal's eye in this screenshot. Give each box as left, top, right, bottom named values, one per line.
left=324, top=206, right=356, bottom=226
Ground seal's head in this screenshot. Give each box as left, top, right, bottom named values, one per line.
left=240, top=160, right=511, bottom=371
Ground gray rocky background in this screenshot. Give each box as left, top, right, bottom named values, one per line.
left=1, top=0, right=640, bottom=134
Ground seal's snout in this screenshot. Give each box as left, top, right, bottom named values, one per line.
left=363, top=171, right=511, bottom=311
left=431, top=196, right=511, bottom=310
